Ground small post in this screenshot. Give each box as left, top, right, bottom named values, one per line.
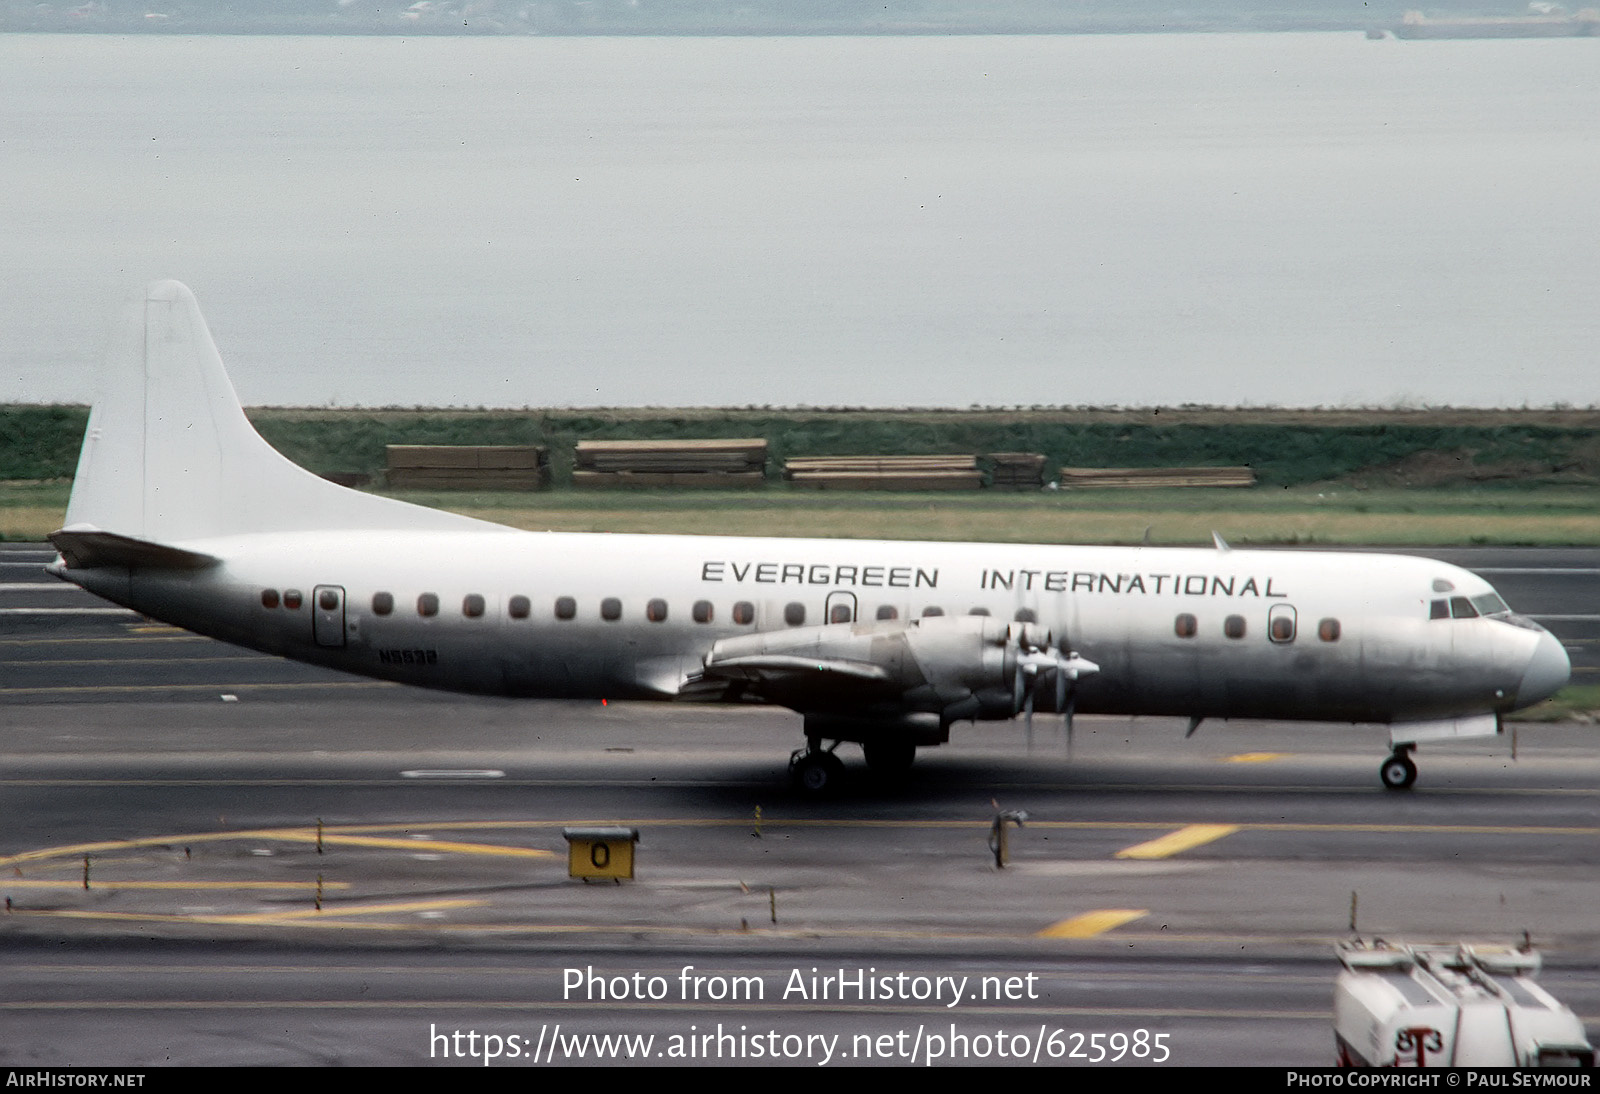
left=316, top=818, right=324, bottom=854
left=1349, top=890, right=1358, bottom=933
left=769, top=887, right=777, bottom=924
left=83, top=856, right=90, bottom=891
left=753, top=805, right=762, bottom=839
left=1512, top=727, right=1519, bottom=761
left=988, top=809, right=1028, bottom=868
left=315, top=874, right=324, bottom=911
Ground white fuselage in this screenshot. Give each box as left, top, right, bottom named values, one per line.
left=60, top=528, right=1563, bottom=725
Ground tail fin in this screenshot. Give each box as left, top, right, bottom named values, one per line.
left=62, top=280, right=499, bottom=543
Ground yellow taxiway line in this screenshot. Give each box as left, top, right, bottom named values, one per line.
left=0, top=827, right=553, bottom=868
left=1115, top=823, right=1241, bottom=860
left=1037, top=910, right=1149, bottom=938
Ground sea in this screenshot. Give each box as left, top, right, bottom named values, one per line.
left=2, top=31, right=1597, bottom=409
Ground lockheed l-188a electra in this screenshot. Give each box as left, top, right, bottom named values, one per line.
left=46, top=282, right=1571, bottom=793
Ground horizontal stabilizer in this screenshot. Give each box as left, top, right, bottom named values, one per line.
left=49, top=526, right=220, bottom=571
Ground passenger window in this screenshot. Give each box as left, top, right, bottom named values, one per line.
left=829, top=604, right=853, bottom=624
left=463, top=594, right=485, bottom=618
left=876, top=605, right=898, bottom=621
left=1014, top=608, right=1037, bottom=623
left=921, top=606, right=944, bottom=618
left=508, top=595, right=530, bottom=620
left=646, top=598, right=668, bottom=623
left=417, top=593, right=439, bottom=617
left=1269, top=607, right=1296, bottom=644
left=784, top=602, right=806, bottom=626
left=692, top=600, right=713, bottom=623
left=1318, top=618, right=1341, bottom=642
left=282, top=589, right=303, bottom=610
left=1174, top=613, right=1197, bottom=638
left=732, top=601, right=755, bottom=625
left=968, top=607, right=990, bottom=616
left=600, top=597, right=622, bottom=621
left=1450, top=597, right=1478, bottom=619
left=554, top=596, right=576, bottom=620
left=1223, top=614, right=1246, bottom=639
left=1430, top=599, right=1450, bottom=620
left=371, top=591, right=392, bottom=616
left=261, top=589, right=280, bottom=609
left=318, top=589, right=339, bottom=611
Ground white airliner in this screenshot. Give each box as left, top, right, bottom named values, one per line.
left=47, top=281, right=1571, bottom=793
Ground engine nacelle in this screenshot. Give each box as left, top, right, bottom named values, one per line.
left=701, top=614, right=1022, bottom=720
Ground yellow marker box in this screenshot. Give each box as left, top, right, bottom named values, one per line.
left=562, top=827, right=640, bottom=881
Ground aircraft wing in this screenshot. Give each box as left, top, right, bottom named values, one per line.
left=688, top=653, right=901, bottom=706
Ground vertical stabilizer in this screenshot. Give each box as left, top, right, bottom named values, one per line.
left=63, top=281, right=501, bottom=542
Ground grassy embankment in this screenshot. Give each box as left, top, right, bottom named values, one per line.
left=7, top=404, right=1598, bottom=544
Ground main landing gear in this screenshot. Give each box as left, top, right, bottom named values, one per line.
left=789, top=737, right=920, bottom=794
left=1380, top=745, right=1418, bottom=791
left=789, top=741, right=845, bottom=794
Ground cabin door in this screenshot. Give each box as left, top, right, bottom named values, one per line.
left=313, top=585, right=346, bottom=648
left=825, top=591, right=858, bottom=624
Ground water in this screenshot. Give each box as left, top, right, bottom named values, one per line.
left=2, top=32, right=1596, bottom=408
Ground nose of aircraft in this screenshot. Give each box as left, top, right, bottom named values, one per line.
left=1517, top=629, right=1570, bottom=708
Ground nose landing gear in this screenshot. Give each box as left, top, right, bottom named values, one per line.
left=1380, top=745, right=1418, bottom=790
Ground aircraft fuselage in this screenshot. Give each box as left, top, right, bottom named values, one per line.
left=56, top=528, right=1561, bottom=726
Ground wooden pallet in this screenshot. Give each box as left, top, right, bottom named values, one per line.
left=571, top=470, right=767, bottom=489
left=386, top=445, right=549, bottom=490
left=574, top=439, right=768, bottom=474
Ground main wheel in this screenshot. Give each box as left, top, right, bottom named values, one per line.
left=1380, top=752, right=1417, bottom=790
left=862, top=739, right=916, bottom=778
left=790, top=750, right=844, bottom=795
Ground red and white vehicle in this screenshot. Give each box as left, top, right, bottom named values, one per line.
left=1334, top=940, right=1594, bottom=1068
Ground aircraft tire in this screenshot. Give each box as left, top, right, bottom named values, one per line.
left=862, top=740, right=916, bottom=778
left=791, top=751, right=844, bottom=795
left=1380, top=753, right=1417, bottom=791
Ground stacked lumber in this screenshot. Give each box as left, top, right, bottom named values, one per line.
left=572, top=438, right=767, bottom=488
left=785, top=455, right=984, bottom=491
left=987, top=452, right=1048, bottom=490
left=386, top=445, right=549, bottom=490
left=1058, top=466, right=1256, bottom=488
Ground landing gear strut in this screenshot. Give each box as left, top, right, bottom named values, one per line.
left=1380, top=746, right=1418, bottom=791
left=789, top=740, right=845, bottom=795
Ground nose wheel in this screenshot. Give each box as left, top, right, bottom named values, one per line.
left=1380, top=747, right=1417, bottom=790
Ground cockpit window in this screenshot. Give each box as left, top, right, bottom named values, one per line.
left=1449, top=596, right=1478, bottom=620
left=1429, top=599, right=1450, bottom=620
left=1470, top=592, right=1509, bottom=616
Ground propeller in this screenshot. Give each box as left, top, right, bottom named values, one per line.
left=1009, top=624, right=1098, bottom=752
